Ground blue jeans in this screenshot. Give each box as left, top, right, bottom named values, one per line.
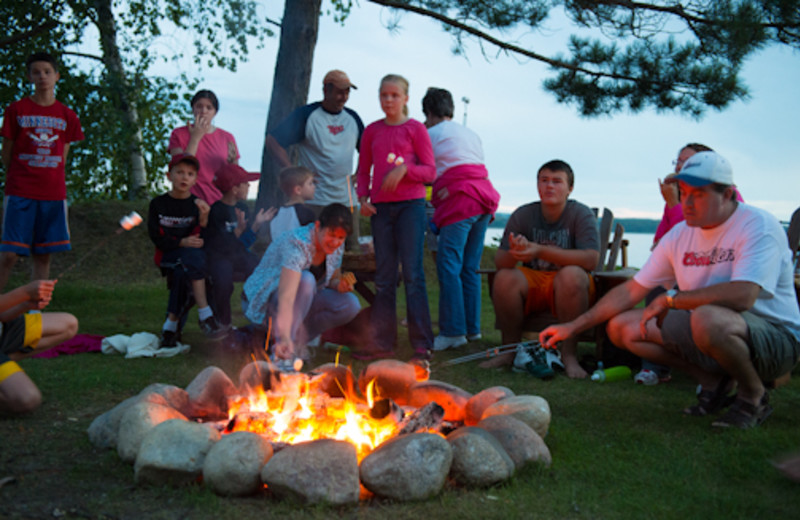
left=436, top=214, right=490, bottom=337
left=371, top=199, right=433, bottom=355
left=267, top=271, right=360, bottom=354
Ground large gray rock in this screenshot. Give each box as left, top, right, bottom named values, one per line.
left=446, top=426, right=515, bottom=487
left=185, top=366, right=238, bottom=420
left=477, top=414, right=552, bottom=469
left=358, top=360, right=420, bottom=405
left=407, top=380, right=472, bottom=422
left=203, top=431, right=273, bottom=496
left=88, top=392, right=171, bottom=450
left=481, top=394, right=551, bottom=438
left=360, top=433, right=452, bottom=501
left=464, top=386, right=515, bottom=426
left=116, top=401, right=187, bottom=463
left=309, top=363, right=356, bottom=399
left=134, top=419, right=220, bottom=486
left=260, top=439, right=359, bottom=505
left=238, top=361, right=276, bottom=393
left=138, top=384, right=192, bottom=416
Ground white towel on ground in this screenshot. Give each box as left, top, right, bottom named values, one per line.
left=101, top=332, right=191, bottom=358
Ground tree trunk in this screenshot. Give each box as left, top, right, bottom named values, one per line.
left=94, top=0, right=147, bottom=200
left=256, top=0, right=321, bottom=211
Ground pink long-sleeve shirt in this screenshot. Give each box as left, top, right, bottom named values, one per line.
left=356, top=118, right=436, bottom=203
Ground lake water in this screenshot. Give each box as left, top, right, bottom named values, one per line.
left=484, top=229, right=655, bottom=269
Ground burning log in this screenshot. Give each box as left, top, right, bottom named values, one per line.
left=369, top=398, right=404, bottom=423
left=397, top=402, right=445, bottom=435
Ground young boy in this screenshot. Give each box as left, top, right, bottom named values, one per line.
left=0, top=52, right=84, bottom=292
left=0, top=279, right=78, bottom=414
left=148, top=154, right=222, bottom=347
left=269, top=166, right=317, bottom=242
left=205, top=163, right=274, bottom=330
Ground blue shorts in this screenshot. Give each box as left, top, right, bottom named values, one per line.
left=0, top=196, right=71, bottom=256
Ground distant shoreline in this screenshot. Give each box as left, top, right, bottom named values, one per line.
left=488, top=213, right=660, bottom=234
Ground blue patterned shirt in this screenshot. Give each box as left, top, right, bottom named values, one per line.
left=242, top=223, right=343, bottom=325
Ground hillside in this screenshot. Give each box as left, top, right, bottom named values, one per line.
left=489, top=212, right=659, bottom=233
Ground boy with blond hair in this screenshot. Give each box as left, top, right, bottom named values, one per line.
left=269, top=165, right=317, bottom=241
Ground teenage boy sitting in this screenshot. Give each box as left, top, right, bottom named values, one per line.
left=0, top=280, right=78, bottom=414
left=0, top=52, right=84, bottom=292
left=205, top=163, right=275, bottom=330
left=269, top=166, right=317, bottom=242
left=148, top=154, right=222, bottom=347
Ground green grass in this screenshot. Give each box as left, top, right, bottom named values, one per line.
left=1, top=201, right=799, bottom=519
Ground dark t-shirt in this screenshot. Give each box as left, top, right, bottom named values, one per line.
left=500, top=200, right=599, bottom=271
left=147, top=193, right=202, bottom=252
left=205, top=200, right=256, bottom=258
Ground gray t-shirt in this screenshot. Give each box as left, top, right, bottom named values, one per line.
left=500, top=200, right=600, bottom=271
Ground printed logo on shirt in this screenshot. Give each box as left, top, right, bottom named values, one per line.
left=327, top=124, right=344, bottom=136
left=159, top=215, right=196, bottom=228
left=682, top=247, right=735, bottom=267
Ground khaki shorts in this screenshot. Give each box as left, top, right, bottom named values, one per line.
left=516, top=266, right=596, bottom=316
left=660, top=309, right=800, bottom=381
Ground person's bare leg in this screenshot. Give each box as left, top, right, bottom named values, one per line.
left=0, top=252, right=19, bottom=292
left=31, top=253, right=51, bottom=281
left=482, top=268, right=527, bottom=368
left=191, top=279, right=210, bottom=308
left=0, top=370, right=41, bottom=413
left=553, top=266, right=591, bottom=379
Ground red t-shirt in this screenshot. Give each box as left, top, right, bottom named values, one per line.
left=1, top=97, right=84, bottom=200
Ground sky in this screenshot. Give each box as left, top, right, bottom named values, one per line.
left=163, top=2, right=799, bottom=221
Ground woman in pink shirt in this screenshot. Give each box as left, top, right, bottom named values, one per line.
left=356, top=74, right=436, bottom=362
left=169, top=90, right=240, bottom=204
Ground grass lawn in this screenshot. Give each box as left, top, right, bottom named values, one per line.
left=1, top=200, right=799, bottom=519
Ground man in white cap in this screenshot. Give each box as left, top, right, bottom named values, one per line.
left=540, top=151, right=800, bottom=429
left=266, top=70, right=364, bottom=249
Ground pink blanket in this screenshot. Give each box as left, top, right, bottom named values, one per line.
left=32, top=333, right=104, bottom=359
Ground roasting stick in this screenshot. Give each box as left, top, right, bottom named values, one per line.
left=55, top=211, right=143, bottom=279
left=440, top=339, right=542, bottom=366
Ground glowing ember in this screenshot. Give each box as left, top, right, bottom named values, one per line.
left=226, top=371, right=399, bottom=461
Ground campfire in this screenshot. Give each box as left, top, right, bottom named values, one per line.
left=88, top=358, right=553, bottom=504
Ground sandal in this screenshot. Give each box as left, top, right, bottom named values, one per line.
left=712, top=392, right=773, bottom=429
left=683, top=376, right=736, bottom=416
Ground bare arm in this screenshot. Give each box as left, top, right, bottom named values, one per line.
left=0, top=281, right=55, bottom=321
left=273, top=268, right=302, bottom=359
left=540, top=279, right=650, bottom=348
left=500, top=233, right=599, bottom=271
left=265, top=135, right=292, bottom=169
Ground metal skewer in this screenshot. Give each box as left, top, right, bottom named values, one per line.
left=441, top=339, right=542, bottom=366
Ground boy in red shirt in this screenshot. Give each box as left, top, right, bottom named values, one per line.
left=0, top=52, right=84, bottom=291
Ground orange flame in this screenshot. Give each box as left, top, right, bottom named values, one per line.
left=227, top=373, right=398, bottom=460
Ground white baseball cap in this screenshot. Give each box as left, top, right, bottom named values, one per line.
left=672, top=151, right=734, bottom=186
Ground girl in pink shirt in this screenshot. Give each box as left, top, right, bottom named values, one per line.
left=356, top=74, right=436, bottom=362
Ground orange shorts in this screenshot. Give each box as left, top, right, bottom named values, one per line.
left=517, top=266, right=596, bottom=316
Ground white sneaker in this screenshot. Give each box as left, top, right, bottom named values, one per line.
left=634, top=369, right=659, bottom=386
left=512, top=344, right=535, bottom=373
left=466, top=333, right=482, bottom=341
left=433, top=335, right=468, bottom=351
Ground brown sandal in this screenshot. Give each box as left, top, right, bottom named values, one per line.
left=683, top=376, right=736, bottom=416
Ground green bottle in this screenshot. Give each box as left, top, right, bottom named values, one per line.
left=590, top=365, right=632, bottom=382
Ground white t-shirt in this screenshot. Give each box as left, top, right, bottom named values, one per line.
left=426, top=120, right=484, bottom=178
left=635, top=203, right=800, bottom=340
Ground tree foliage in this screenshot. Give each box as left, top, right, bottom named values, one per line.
left=367, top=0, right=800, bottom=116
left=0, top=0, right=273, bottom=201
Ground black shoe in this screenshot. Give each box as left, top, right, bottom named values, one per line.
left=199, top=316, right=226, bottom=339
left=160, top=330, right=177, bottom=348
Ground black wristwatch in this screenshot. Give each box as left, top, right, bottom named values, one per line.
left=665, top=289, right=678, bottom=309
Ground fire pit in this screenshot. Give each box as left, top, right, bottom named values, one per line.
left=88, top=359, right=552, bottom=504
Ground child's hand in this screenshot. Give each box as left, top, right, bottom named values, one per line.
left=235, top=207, right=248, bottom=234
left=180, top=234, right=204, bottom=248
left=380, top=164, right=407, bottom=192
left=26, top=280, right=55, bottom=306
left=195, top=198, right=210, bottom=216
left=252, top=207, right=277, bottom=230
left=336, top=271, right=356, bottom=293
left=360, top=201, right=377, bottom=217
left=272, top=337, right=295, bottom=361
